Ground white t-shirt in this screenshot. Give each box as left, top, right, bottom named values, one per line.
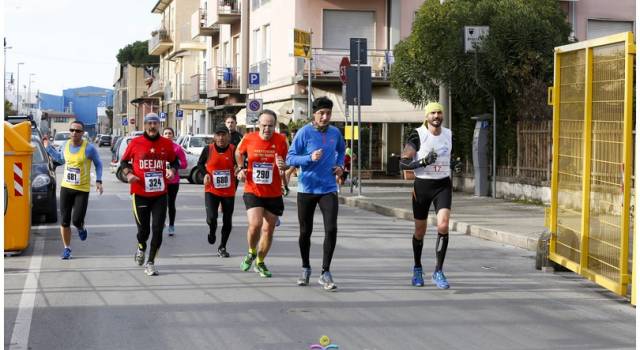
left=413, top=125, right=452, bottom=179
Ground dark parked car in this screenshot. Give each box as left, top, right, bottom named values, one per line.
left=30, top=136, right=58, bottom=223
left=98, top=135, right=112, bottom=147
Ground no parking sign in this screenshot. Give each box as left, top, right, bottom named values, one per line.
left=246, top=99, right=263, bottom=125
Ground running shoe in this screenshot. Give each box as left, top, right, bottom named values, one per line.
left=134, top=249, right=145, bottom=266
left=254, top=262, right=272, bottom=278
left=318, top=271, right=337, bottom=291
left=296, top=267, right=312, bottom=286
left=168, top=225, right=175, bottom=237
left=432, top=270, right=450, bottom=289
left=61, top=247, right=72, bottom=260
left=411, top=266, right=424, bottom=287
left=241, top=254, right=256, bottom=271
left=207, top=233, right=216, bottom=245
left=217, top=247, right=230, bottom=258
left=78, top=227, right=88, bottom=241
left=275, top=217, right=281, bottom=227
left=144, top=262, right=158, bottom=276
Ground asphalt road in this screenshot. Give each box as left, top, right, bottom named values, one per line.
left=4, top=147, right=635, bottom=350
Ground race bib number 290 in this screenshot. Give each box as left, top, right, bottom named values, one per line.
left=252, top=163, right=273, bottom=185
left=144, top=171, right=165, bottom=192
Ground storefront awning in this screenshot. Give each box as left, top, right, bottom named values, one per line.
left=312, top=87, right=424, bottom=124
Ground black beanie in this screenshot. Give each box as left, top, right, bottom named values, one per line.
left=312, top=97, right=333, bottom=113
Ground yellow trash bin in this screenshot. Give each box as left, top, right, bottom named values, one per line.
left=4, top=121, right=35, bottom=252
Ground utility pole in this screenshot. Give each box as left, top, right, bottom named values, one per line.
left=28, top=73, right=35, bottom=114
left=16, top=62, right=23, bottom=114
left=4, top=39, right=12, bottom=100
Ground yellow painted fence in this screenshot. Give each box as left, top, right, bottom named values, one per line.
left=548, top=32, right=635, bottom=301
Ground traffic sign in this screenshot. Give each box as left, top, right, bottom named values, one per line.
left=464, top=26, right=490, bottom=53
left=122, top=118, right=128, bottom=126
left=177, top=109, right=184, bottom=119
left=339, top=57, right=350, bottom=84
left=294, top=29, right=311, bottom=58
left=160, top=112, right=167, bottom=121
left=346, top=66, right=372, bottom=106
left=249, top=72, right=260, bottom=89
left=246, top=98, right=263, bottom=125
left=350, top=38, right=367, bottom=65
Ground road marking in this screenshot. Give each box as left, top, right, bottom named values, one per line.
left=9, top=238, right=44, bottom=350
left=31, top=222, right=212, bottom=230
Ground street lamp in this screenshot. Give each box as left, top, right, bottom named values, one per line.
left=16, top=62, right=24, bottom=114
left=4, top=39, right=12, bottom=98
left=28, top=73, right=36, bottom=114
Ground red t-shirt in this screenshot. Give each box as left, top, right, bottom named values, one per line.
left=121, top=135, right=177, bottom=197
left=205, top=144, right=236, bottom=197
left=237, top=132, right=288, bottom=198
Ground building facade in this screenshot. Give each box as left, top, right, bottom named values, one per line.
left=112, top=64, right=157, bottom=136
left=560, top=0, right=635, bottom=41
left=61, top=86, right=114, bottom=137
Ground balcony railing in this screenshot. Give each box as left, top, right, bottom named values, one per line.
left=299, top=48, right=394, bottom=81
left=148, top=78, right=164, bottom=97
left=149, top=28, right=172, bottom=55
left=191, top=8, right=220, bottom=39
left=211, top=0, right=241, bottom=25
left=190, top=73, right=207, bottom=100
left=216, top=66, right=240, bottom=90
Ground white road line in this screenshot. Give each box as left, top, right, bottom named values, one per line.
left=9, top=238, right=45, bottom=350
left=31, top=223, right=210, bottom=230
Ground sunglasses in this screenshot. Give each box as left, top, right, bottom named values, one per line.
left=69, top=129, right=84, bottom=133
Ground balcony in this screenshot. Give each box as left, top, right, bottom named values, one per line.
left=207, top=66, right=240, bottom=97
left=176, top=23, right=207, bottom=52
left=190, top=73, right=207, bottom=100
left=148, top=28, right=173, bottom=55
left=148, top=78, right=164, bottom=98
left=298, top=48, right=394, bottom=85
left=210, top=0, right=241, bottom=25
left=191, top=8, right=220, bottom=39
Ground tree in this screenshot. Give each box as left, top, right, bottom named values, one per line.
left=116, top=41, right=159, bottom=67
left=391, top=0, right=570, bottom=164
left=4, top=99, right=17, bottom=119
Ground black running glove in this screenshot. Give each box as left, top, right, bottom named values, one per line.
left=419, top=150, right=438, bottom=167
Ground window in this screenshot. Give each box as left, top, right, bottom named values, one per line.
left=262, top=24, right=271, bottom=61
left=252, top=28, right=261, bottom=63
left=233, top=35, right=240, bottom=68
left=323, top=10, right=375, bottom=49
left=223, top=41, right=230, bottom=67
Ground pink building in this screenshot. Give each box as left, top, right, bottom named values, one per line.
left=560, top=0, right=635, bottom=41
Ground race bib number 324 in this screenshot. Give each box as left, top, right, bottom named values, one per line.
left=144, top=171, right=165, bottom=192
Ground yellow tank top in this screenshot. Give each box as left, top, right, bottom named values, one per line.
left=61, top=140, right=91, bottom=192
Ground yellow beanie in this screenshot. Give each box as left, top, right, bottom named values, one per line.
left=424, top=102, right=444, bottom=116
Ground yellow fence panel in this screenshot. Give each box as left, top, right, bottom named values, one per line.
left=549, top=32, right=635, bottom=300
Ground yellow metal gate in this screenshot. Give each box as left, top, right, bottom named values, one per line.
left=548, top=32, right=635, bottom=299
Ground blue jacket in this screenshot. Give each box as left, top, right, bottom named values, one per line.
left=286, top=123, right=345, bottom=194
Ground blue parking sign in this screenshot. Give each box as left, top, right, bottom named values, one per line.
left=177, top=110, right=183, bottom=118
left=160, top=112, right=167, bottom=121
left=249, top=72, right=260, bottom=86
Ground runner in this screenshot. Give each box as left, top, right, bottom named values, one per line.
left=44, top=120, right=103, bottom=259
left=120, top=113, right=179, bottom=276
left=399, top=102, right=461, bottom=289
left=235, top=110, right=288, bottom=278
left=162, top=127, right=187, bottom=237
left=198, top=125, right=237, bottom=258
left=286, top=97, right=345, bottom=290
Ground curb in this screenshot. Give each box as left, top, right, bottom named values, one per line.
left=339, top=195, right=541, bottom=252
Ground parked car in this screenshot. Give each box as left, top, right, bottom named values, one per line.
left=98, top=134, right=112, bottom=147
left=30, top=136, right=58, bottom=223
left=111, top=136, right=136, bottom=183
left=52, top=131, right=71, bottom=150
left=177, top=134, right=214, bottom=184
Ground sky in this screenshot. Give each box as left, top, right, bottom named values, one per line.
left=4, top=0, right=159, bottom=97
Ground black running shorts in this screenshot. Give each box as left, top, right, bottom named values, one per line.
left=412, top=177, right=452, bottom=220
left=243, top=193, right=285, bottom=217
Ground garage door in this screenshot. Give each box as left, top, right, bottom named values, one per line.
left=587, top=19, right=634, bottom=39
left=323, top=10, right=375, bottom=49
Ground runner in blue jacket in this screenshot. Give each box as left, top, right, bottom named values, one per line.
left=286, top=97, right=345, bottom=291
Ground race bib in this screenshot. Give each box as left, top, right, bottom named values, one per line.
left=64, top=167, right=81, bottom=185
left=252, top=163, right=273, bottom=185
left=213, top=170, right=231, bottom=189
left=144, top=171, right=165, bottom=192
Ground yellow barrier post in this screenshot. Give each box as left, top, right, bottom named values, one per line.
left=4, top=121, right=35, bottom=252
left=578, top=47, right=593, bottom=273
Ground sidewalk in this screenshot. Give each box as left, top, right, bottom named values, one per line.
left=333, top=180, right=546, bottom=251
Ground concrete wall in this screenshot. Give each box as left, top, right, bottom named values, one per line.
left=453, top=175, right=551, bottom=205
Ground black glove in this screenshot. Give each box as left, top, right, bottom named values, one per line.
left=283, top=185, right=290, bottom=197
left=419, top=150, right=438, bottom=167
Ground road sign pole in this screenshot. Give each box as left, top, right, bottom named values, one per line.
left=307, top=29, right=313, bottom=120
left=357, top=39, right=362, bottom=196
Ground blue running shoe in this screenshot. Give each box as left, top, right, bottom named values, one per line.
left=61, top=247, right=72, bottom=260
left=275, top=217, right=281, bottom=227
left=78, top=227, right=88, bottom=241
left=432, top=270, right=450, bottom=289
left=411, top=267, right=424, bottom=287
left=168, top=225, right=175, bottom=237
